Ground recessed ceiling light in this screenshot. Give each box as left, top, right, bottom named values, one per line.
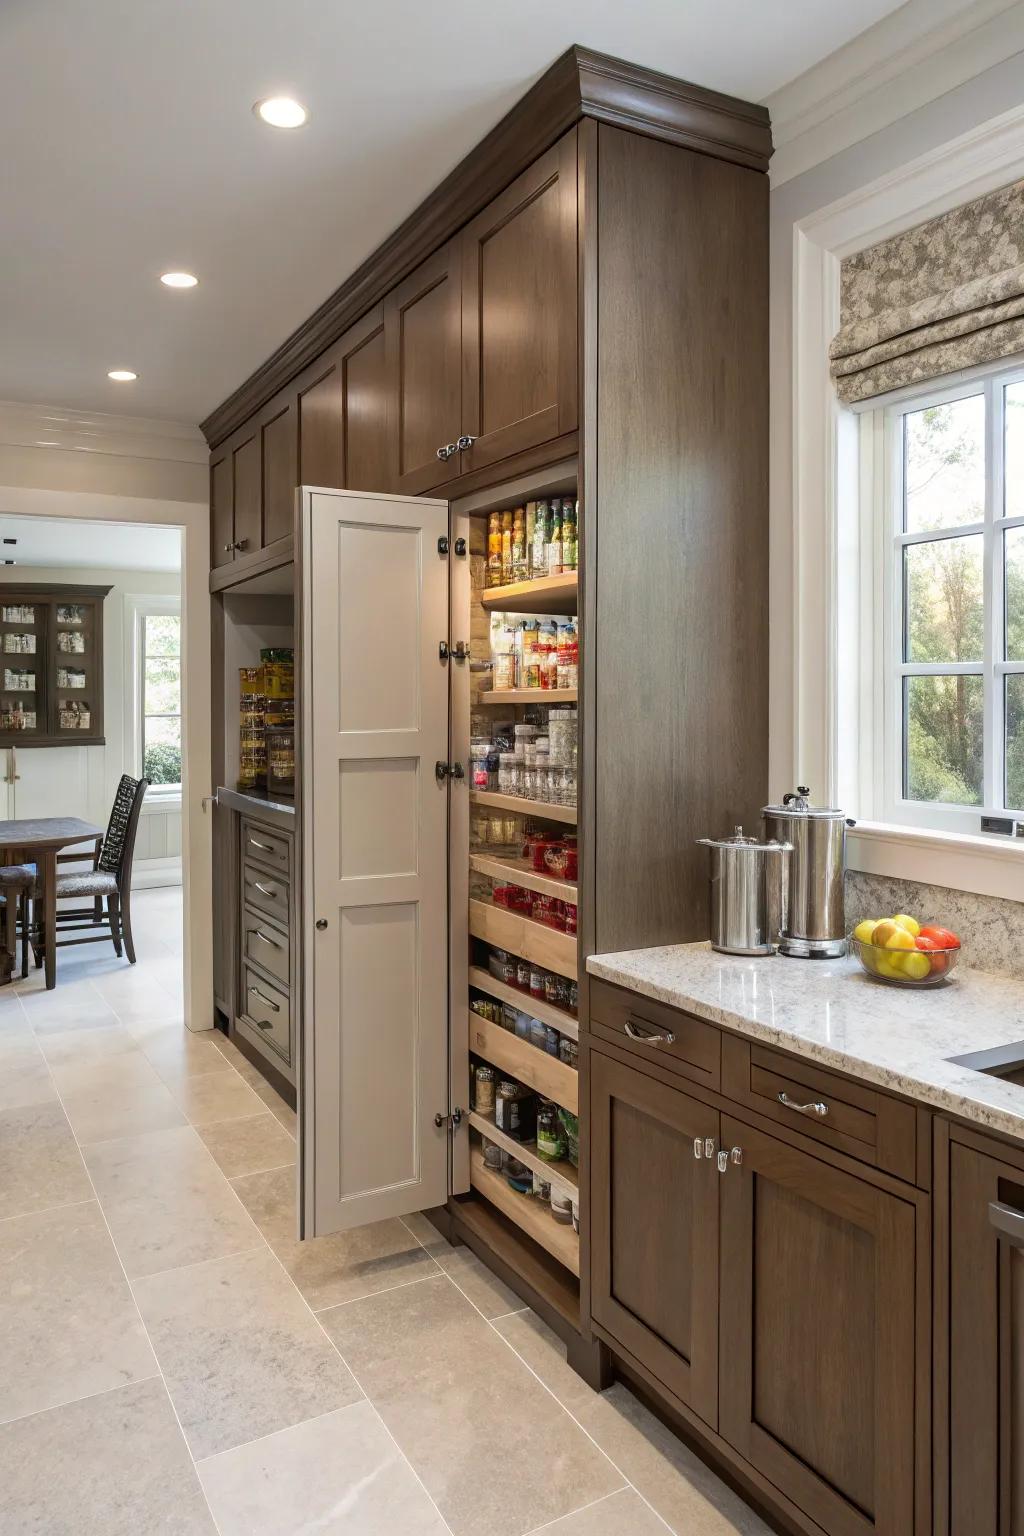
left=254, top=96, right=307, bottom=129
left=107, top=369, right=137, bottom=382
left=160, top=271, right=198, bottom=288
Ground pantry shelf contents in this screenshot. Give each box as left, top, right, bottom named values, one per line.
left=469, top=1009, right=579, bottom=1114
left=485, top=498, right=578, bottom=592
left=468, top=1110, right=578, bottom=1199
left=469, top=1147, right=580, bottom=1275
left=467, top=965, right=578, bottom=1040
left=470, top=898, right=577, bottom=980
left=469, top=852, right=577, bottom=904
left=481, top=571, right=578, bottom=615
left=471, top=790, right=577, bottom=826
left=480, top=687, right=578, bottom=705
left=0, top=583, right=110, bottom=747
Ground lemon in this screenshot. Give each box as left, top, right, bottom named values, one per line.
left=874, top=956, right=903, bottom=979
left=901, top=950, right=931, bottom=981
left=873, top=920, right=914, bottom=951
left=892, top=914, right=921, bottom=938
left=853, top=919, right=878, bottom=945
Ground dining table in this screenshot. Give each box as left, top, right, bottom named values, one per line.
left=0, top=817, right=104, bottom=989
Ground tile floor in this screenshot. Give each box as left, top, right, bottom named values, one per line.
left=0, top=886, right=771, bottom=1535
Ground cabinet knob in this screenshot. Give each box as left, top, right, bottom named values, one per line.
left=436, top=443, right=457, bottom=462
left=315, top=918, right=328, bottom=931
left=223, top=543, right=233, bottom=553
left=456, top=435, right=476, bottom=452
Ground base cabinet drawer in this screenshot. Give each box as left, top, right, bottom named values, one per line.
left=242, top=907, right=290, bottom=986
left=241, top=818, right=291, bottom=874
left=238, top=968, right=292, bottom=1065
left=242, top=861, right=290, bottom=927
left=589, top=977, right=720, bottom=1092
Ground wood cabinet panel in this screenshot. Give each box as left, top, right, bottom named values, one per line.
left=588, top=976, right=720, bottom=1091
left=338, top=305, right=390, bottom=492
left=460, top=132, right=578, bottom=471
left=719, top=1115, right=920, bottom=1536
left=946, top=1137, right=1024, bottom=1535
left=298, top=362, right=343, bottom=489
left=261, top=400, right=297, bottom=547
left=590, top=1049, right=719, bottom=1424
left=210, top=452, right=233, bottom=568
left=231, top=432, right=261, bottom=558
left=385, top=242, right=461, bottom=494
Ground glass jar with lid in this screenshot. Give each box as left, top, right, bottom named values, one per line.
left=548, top=709, right=577, bottom=769
left=494, top=1081, right=536, bottom=1141
left=537, top=1101, right=568, bottom=1162
left=498, top=752, right=520, bottom=797
left=472, top=1064, right=496, bottom=1115
left=534, top=748, right=550, bottom=803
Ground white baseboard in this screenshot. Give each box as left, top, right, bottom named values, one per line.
left=132, top=857, right=182, bottom=890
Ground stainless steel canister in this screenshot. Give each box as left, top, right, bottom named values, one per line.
left=762, top=786, right=854, bottom=958
left=696, top=828, right=792, bottom=956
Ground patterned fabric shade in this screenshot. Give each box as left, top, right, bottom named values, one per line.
left=830, top=178, right=1024, bottom=403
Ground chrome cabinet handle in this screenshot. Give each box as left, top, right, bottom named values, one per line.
left=716, top=1147, right=744, bottom=1174
left=253, top=880, right=277, bottom=898
left=249, top=986, right=281, bottom=1013
left=693, top=1138, right=703, bottom=1160
left=704, top=1136, right=716, bottom=1159
left=777, top=1092, right=829, bottom=1118
left=624, top=1019, right=676, bottom=1047
left=223, top=543, right=234, bottom=553
left=248, top=837, right=275, bottom=853
left=436, top=443, right=458, bottom=461
left=456, top=434, right=476, bottom=452
left=233, top=538, right=248, bottom=551
left=250, top=927, right=283, bottom=949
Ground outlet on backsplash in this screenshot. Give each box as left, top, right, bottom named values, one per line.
left=845, top=870, right=1024, bottom=980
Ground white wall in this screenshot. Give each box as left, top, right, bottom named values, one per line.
left=0, top=562, right=182, bottom=884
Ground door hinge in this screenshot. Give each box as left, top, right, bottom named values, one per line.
left=451, top=641, right=469, bottom=662
left=434, top=1107, right=463, bottom=1130
left=435, top=760, right=465, bottom=783
left=439, top=640, right=449, bottom=662
left=454, top=537, right=467, bottom=557
left=437, top=535, right=449, bottom=556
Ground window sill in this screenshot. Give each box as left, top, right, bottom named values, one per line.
left=847, top=820, right=1024, bottom=903
left=141, top=793, right=182, bottom=816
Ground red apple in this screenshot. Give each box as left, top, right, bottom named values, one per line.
left=915, top=934, right=948, bottom=975
left=919, top=924, right=961, bottom=950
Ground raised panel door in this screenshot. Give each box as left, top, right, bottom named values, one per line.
left=719, top=1117, right=921, bottom=1536
left=337, top=305, right=390, bottom=492
left=211, top=452, right=233, bottom=568
left=947, top=1140, right=1024, bottom=1535
left=232, top=431, right=260, bottom=559
left=298, top=361, right=343, bottom=489
left=590, top=1049, right=719, bottom=1424
left=385, top=243, right=461, bottom=495
left=261, top=398, right=297, bottom=547
left=460, top=132, right=577, bottom=473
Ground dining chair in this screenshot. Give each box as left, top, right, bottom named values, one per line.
left=0, top=865, right=35, bottom=982
left=32, top=775, right=148, bottom=970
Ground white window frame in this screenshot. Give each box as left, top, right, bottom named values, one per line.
left=125, top=594, right=182, bottom=805
left=864, top=361, right=1024, bottom=835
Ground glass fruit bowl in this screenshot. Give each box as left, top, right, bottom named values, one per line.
left=850, top=937, right=960, bottom=988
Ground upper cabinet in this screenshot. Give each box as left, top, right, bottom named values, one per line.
left=385, top=245, right=462, bottom=495
left=460, top=135, right=578, bottom=472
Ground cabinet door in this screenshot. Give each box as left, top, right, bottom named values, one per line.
left=385, top=243, right=461, bottom=495
left=590, top=1049, right=719, bottom=1424
left=210, top=450, right=233, bottom=568
left=231, top=430, right=261, bottom=559
left=337, top=305, right=390, bottom=492
left=299, top=487, right=452, bottom=1237
left=261, top=395, right=298, bottom=549
left=460, top=132, right=577, bottom=473
left=948, top=1141, right=1024, bottom=1535
left=298, top=358, right=343, bottom=490
left=719, top=1117, right=920, bottom=1536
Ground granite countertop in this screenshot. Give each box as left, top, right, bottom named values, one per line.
left=587, top=943, right=1024, bottom=1142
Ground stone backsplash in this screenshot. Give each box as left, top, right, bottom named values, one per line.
left=846, top=870, right=1024, bottom=980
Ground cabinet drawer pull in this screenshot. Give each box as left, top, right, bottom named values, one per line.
left=990, top=1200, right=1024, bottom=1248
left=252, top=880, right=277, bottom=898
left=777, top=1091, right=829, bottom=1118
left=250, top=927, right=283, bottom=949
left=624, top=1019, right=676, bottom=1047
left=248, top=837, right=276, bottom=853
left=249, top=986, right=281, bottom=1013
left=255, top=1017, right=274, bottom=1030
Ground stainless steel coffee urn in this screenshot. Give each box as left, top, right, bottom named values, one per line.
left=696, top=827, right=792, bottom=956
left=762, top=787, right=853, bottom=958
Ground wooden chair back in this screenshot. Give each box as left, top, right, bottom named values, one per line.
left=97, top=774, right=148, bottom=890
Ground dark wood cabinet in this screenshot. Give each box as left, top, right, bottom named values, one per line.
left=460, top=134, right=578, bottom=472
left=231, top=431, right=261, bottom=559
left=210, top=451, right=233, bottom=569
left=384, top=242, right=462, bottom=495
left=719, top=1115, right=923, bottom=1536
left=336, top=305, right=389, bottom=492
left=261, top=398, right=297, bottom=549
left=590, top=1049, right=719, bottom=1423
left=0, top=583, right=110, bottom=748
left=944, top=1131, right=1024, bottom=1535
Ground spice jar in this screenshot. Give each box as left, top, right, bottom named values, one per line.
left=488, top=948, right=515, bottom=985
left=548, top=709, right=577, bottom=769
left=513, top=722, right=538, bottom=763
left=530, top=1020, right=548, bottom=1053
left=472, top=1064, right=496, bottom=1115
left=498, top=752, right=520, bottom=796
left=482, top=1138, right=503, bottom=1172
left=543, top=1025, right=560, bottom=1056
left=505, top=1155, right=533, bottom=1193
left=550, top=1191, right=574, bottom=1225
left=494, top=1081, right=537, bottom=1142
left=529, top=964, right=546, bottom=1002
left=537, top=1101, right=568, bottom=1162
left=533, top=1173, right=551, bottom=1202
left=535, top=748, right=550, bottom=803
left=470, top=740, right=496, bottom=791
left=515, top=957, right=531, bottom=991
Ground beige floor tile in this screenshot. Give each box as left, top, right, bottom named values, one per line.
left=528, top=1488, right=671, bottom=1534
left=37, top=1022, right=137, bottom=1069
left=134, top=1246, right=362, bottom=1460
left=0, top=1026, right=57, bottom=1112
left=198, top=1401, right=449, bottom=1536
left=0, top=1200, right=157, bottom=1424
left=401, top=1213, right=525, bottom=1320
left=60, top=1065, right=187, bottom=1147
left=0, top=1100, right=91, bottom=1219
left=17, top=992, right=119, bottom=1036
left=140, top=1022, right=227, bottom=1086
left=320, top=1275, right=623, bottom=1536
left=494, top=1312, right=771, bottom=1536
left=231, top=1165, right=440, bottom=1309
left=197, top=1112, right=296, bottom=1178
left=48, top=1045, right=167, bottom=1099
left=0, top=1377, right=217, bottom=1534
left=84, top=1124, right=261, bottom=1278
left=168, top=1066, right=266, bottom=1127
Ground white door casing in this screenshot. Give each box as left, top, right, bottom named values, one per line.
left=300, top=488, right=453, bottom=1237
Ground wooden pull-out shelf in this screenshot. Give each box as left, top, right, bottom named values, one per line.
left=469, top=852, right=577, bottom=905
left=468, top=965, right=578, bottom=1042
left=469, top=1011, right=578, bottom=1114
left=469, top=898, right=576, bottom=980
left=479, top=687, right=577, bottom=705
left=469, top=1145, right=579, bottom=1276
left=470, top=790, right=576, bottom=826
left=480, top=571, right=578, bottom=615
left=468, top=1110, right=578, bottom=1200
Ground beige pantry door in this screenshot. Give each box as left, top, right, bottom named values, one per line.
left=300, top=487, right=452, bottom=1237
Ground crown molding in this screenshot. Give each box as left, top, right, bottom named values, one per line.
left=200, top=45, right=771, bottom=448
left=0, top=400, right=206, bottom=464
left=766, top=0, right=1024, bottom=185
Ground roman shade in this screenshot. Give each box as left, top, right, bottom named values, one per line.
left=830, top=178, right=1024, bottom=403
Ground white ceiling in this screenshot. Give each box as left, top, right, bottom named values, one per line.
left=2, top=0, right=911, bottom=426
left=0, top=515, right=181, bottom=573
